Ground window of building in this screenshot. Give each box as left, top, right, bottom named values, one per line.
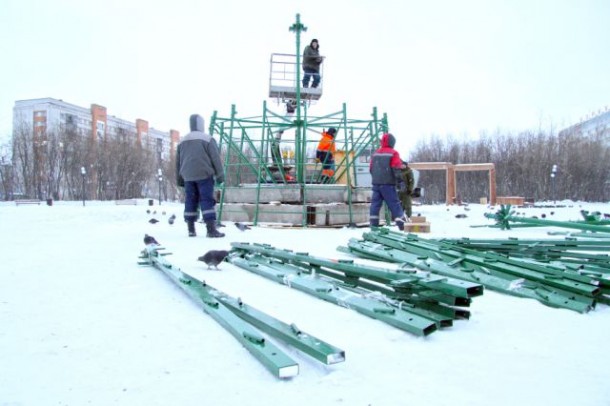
left=96, top=121, right=105, bottom=138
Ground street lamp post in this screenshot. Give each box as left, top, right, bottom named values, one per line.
left=157, top=168, right=163, bottom=205
left=81, top=166, right=87, bottom=206
left=551, top=164, right=558, bottom=205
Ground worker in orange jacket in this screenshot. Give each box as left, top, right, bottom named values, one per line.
left=316, top=127, right=337, bottom=183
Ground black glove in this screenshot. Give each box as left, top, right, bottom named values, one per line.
left=177, top=176, right=185, bottom=187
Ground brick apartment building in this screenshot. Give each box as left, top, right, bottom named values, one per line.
left=13, top=97, right=180, bottom=161
left=10, top=98, right=181, bottom=200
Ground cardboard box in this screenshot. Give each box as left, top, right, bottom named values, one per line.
left=404, top=222, right=431, bottom=233
left=410, top=216, right=427, bottom=223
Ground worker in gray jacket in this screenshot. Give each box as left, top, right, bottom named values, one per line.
left=176, top=114, right=224, bottom=238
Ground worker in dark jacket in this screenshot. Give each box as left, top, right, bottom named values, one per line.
left=397, top=160, right=415, bottom=219
left=369, top=133, right=407, bottom=230
left=176, top=114, right=224, bottom=238
left=302, top=39, right=323, bottom=88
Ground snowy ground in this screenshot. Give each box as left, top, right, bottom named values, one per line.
left=1, top=199, right=609, bottom=406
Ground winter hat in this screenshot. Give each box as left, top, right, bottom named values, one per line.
left=327, top=127, right=337, bottom=136
left=311, top=39, right=319, bottom=46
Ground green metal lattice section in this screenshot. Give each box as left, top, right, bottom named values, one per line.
left=208, top=14, right=390, bottom=226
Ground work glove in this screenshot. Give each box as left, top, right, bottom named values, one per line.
left=177, top=176, right=185, bottom=187
left=215, top=176, right=225, bottom=186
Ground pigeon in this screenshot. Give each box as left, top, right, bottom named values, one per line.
left=168, top=214, right=176, bottom=225
left=146, top=209, right=151, bottom=214
left=234, top=222, right=252, bottom=231
left=149, top=218, right=159, bottom=224
left=455, top=214, right=468, bottom=219
left=143, top=234, right=159, bottom=245
left=198, top=250, right=230, bottom=270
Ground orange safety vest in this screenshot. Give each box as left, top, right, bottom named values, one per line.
left=317, top=132, right=336, bottom=154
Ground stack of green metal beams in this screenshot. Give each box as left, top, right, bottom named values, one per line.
left=229, top=242, right=484, bottom=337
left=138, top=245, right=345, bottom=379
left=341, top=229, right=607, bottom=312
left=444, top=238, right=610, bottom=271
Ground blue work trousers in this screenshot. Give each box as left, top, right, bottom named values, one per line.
left=370, top=184, right=405, bottom=225
left=184, top=178, right=216, bottom=223
left=302, top=68, right=320, bottom=88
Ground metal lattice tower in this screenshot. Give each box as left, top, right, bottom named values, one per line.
left=211, top=14, right=390, bottom=226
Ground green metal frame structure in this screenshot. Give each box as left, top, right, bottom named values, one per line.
left=208, top=14, right=389, bottom=226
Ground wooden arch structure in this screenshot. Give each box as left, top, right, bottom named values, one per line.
left=408, top=162, right=496, bottom=205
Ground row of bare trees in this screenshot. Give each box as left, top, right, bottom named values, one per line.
left=2, top=123, right=608, bottom=203
left=1, top=122, right=178, bottom=201
left=410, top=129, right=610, bottom=203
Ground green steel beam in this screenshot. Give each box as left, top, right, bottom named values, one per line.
left=229, top=242, right=486, bottom=331
left=139, top=245, right=346, bottom=377
left=228, top=254, right=437, bottom=336
left=217, top=292, right=345, bottom=365
left=139, top=246, right=297, bottom=378
left=364, top=231, right=601, bottom=299
left=230, top=242, right=482, bottom=300
left=240, top=253, right=463, bottom=326
left=340, top=238, right=595, bottom=313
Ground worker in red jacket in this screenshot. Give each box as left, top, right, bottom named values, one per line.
left=316, top=127, right=337, bottom=183
left=369, top=132, right=408, bottom=230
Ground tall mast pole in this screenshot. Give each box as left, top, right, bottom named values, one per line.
left=289, top=13, right=307, bottom=183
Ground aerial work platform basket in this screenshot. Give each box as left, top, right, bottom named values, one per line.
left=269, top=53, right=324, bottom=103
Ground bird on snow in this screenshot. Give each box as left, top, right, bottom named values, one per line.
left=168, top=214, right=176, bottom=225
left=143, top=234, right=159, bottom=245
left=198, top=250, right=230, bottom=270
left=149, top=218, right=159, bottom=224
left=234, top=222, right=252, bottom=231
left=146, top=209, right=151, bottom=214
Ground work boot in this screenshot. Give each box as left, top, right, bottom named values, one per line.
left=395, top=215, right=408, bottom=231
left=206, top=220, right=225, bottom=238
left=370, top=219, right=379, bottom=228
left=187, top=221, right=196, bottom=237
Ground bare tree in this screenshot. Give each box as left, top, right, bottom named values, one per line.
left=0, top=140, right=14, bottom=200
left=410, top=128, right=610, bottom=203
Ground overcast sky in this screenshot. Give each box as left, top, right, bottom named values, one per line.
left=1, top=0, right=609, bottom=155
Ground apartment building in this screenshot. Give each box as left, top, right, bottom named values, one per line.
left=13, top=97, right=180, bottom=161
left=559, top=106, right=610, bottom=139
